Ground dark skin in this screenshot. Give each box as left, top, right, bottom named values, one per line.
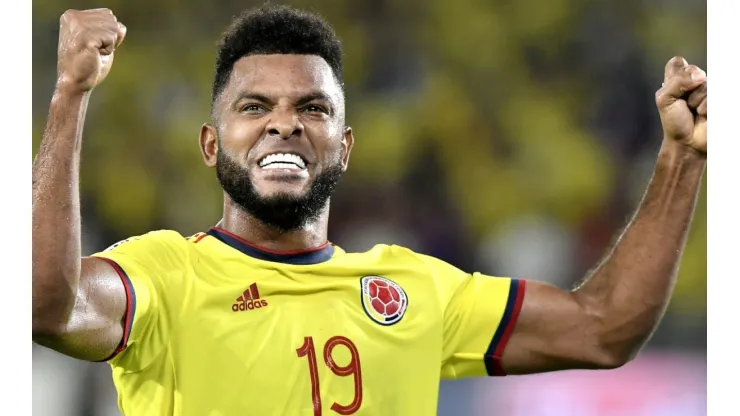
left=33, top=9, right=707, bottom=376
left=200, top=54, right=354, bottom=252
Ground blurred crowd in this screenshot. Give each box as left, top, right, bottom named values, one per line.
left=32, top=0, right=706, bottom=415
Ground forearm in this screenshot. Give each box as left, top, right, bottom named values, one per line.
left=573, top=138, right=705, bottom=361
left=32, top=87, right=90, bottom=334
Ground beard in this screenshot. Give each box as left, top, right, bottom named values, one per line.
left=216, top=150, right=343, bottom=232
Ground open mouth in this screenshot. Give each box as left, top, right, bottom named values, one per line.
left=258, top=153, right=307, bottom=170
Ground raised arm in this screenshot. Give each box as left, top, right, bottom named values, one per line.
left=32, top=9, right=128, bottom=361
left=500, top=57, right=707, bottom=375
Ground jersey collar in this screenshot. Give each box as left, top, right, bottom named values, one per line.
left=206, top=227, right=335, bottom=265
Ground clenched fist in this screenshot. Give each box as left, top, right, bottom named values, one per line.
left=57, top=9, right=126, bottom=93
left=656, top=56, right=707, bottom=154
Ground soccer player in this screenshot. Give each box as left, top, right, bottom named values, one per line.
left=32, top=5, right=707, bottom=416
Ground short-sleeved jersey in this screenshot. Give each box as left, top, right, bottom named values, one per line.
left=91, top=227, right=526, bottom=416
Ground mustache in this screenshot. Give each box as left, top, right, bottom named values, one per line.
left=215, top=150, right=343, bottom=231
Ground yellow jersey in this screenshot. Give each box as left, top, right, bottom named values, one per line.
left=91, top=227, right=526, bottom=415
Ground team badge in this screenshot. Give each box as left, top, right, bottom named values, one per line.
left=360, top=276, right=408, bottom=326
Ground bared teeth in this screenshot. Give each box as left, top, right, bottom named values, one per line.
left=258, top=153, right=306, bottom=169
left=263, top=162, right=302, bottom=170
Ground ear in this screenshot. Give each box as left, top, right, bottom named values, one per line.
left=200, top=123, right=219, bottom=168
left=340, top=126, right=355, bottom=172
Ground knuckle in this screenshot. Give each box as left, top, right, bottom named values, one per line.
left=60, top=9, right=77, bottom=21
left=669, top=56, right=686, bottom=66
left=93, top=8, right=115, bottom=18
left=103, top=9, right=116, bottom=19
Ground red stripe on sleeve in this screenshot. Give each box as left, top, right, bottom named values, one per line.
left=96, top=257, right=135, bottom=362
left=490, top=279, right=527, bottom=376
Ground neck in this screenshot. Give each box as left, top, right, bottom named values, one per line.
left=217, top=195, right=331, bottom=252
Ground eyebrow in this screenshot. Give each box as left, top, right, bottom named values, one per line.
left=295, top=92, right=333, bottom=107
left=233, top=91, right=334, bottom=107
left=234, top=93, right=273, bottom=105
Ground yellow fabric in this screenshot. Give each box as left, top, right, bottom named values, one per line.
left=92, top=230, right=523, bottom=415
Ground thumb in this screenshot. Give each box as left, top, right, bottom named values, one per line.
left=116, top=22, right=127, bottom=48
left=663, top=56, right=687, bottom=84
left=656, top=66, right=706, bottom=109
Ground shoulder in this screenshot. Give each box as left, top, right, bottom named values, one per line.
left=343, top=243, right=450, bottom=276
left=342, top=243, right=424, bottom=265
left=385, top=245, right=457, bottom=274
left=101, top=229, right=187, bottom=252
left=94, top=230, right=191, bottom=270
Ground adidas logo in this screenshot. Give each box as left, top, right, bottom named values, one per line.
left=232, top=283, right=268, bottom=312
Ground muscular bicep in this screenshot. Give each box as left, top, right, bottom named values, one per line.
left=35, top=257, right=127, bottom=361
left=500, top=280, right=615, bottom=375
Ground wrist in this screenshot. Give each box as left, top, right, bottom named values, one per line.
left=50, top=83, right=91, bottom=112
left=53, top=77, right=93, bottom=101
left=45, top=81, right=93, bottom=154
left=658, top=138, right=706, bottom=166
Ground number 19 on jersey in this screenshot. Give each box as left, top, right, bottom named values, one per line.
left=296, top=336, right=363, bottom=415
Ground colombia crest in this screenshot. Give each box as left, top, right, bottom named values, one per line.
left=360, top=276, right=408, bottom=326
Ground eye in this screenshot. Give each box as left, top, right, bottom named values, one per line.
left=303, top=104, right=328, bottom=114
left=240, top=104, right=264, bottom=113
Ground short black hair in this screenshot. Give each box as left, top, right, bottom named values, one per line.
left=211, top=4, right=343, bottom=108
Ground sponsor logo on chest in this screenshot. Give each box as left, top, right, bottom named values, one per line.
left=232, top=283, right=268, bottom=312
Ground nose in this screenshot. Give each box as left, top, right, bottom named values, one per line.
left=266, top=108, right=303, bottom=139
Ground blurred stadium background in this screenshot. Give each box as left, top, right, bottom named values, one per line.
left=32, top=0, right=707, bottom=415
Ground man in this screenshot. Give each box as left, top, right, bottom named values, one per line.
left=32, top=4, right=707, bottom=416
